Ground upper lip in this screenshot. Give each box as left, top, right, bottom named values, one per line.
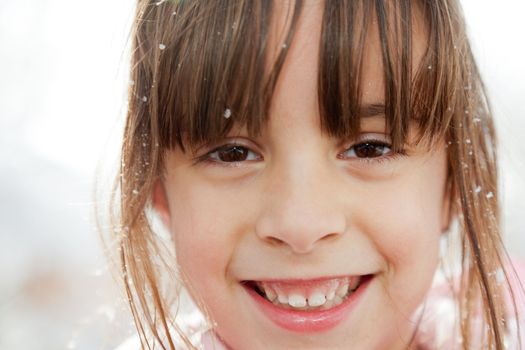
left=241, top=274, right=371, bottom=283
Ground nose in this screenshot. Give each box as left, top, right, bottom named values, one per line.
left=254, top=159, right=347, bottom=254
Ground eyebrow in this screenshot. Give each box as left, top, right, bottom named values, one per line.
left=360, top=103, right=386, bottom=118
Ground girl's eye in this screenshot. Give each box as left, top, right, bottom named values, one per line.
left=205, top=144, right=261, bottom=163
left=339, top=139, right=400, bottom=161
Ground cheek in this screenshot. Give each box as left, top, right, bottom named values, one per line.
left=358, top=160, right=446, bottom=306
left=169, top=188, right=225, bottom=267
left=365, top=154, right=447, bottom=264
left=368, top=186, right=443, bottom=265
left=166, top=179, right=255, bottom=288
left=165, top=185, right=232, bottom=311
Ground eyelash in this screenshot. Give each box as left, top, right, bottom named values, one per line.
left=194, top=139, right=407, bottom=167
left=193, top=143, right=261, bottom=167
left=337, top=138, right=408, bottom=165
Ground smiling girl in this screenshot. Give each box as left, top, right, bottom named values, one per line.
left=108, top=0, right=524, bottom=349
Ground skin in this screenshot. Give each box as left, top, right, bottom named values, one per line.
left=154, top=2, right=451, bottom=349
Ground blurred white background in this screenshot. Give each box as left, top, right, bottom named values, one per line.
left=0, top=1, right=523, bottom=349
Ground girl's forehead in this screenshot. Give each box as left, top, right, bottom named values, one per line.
left=266, top=1, right=429, bottom=128
left=359, top=5, right=429, bottom=104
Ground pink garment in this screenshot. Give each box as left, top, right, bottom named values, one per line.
left=414, top=260, right=525, bottom=349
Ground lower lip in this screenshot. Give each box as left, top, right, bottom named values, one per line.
left=244, top=275, right=372, bottom=333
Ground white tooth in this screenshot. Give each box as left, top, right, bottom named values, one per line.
left=333, top=295, right=343, bottom=306
left=277, top=294, right=288, bottom=304
left=288, top=294, right=307, bottom=308
left=336, top=282, right=349, bottom=298
left=326, top=289, right=336, bottom=301
left=322, top=299, right=334, bottom=309
left=307, top=292, right=326, bottom=307
left=265, top=288, right=277, bottom=302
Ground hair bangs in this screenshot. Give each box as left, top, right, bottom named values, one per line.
left=318, top=0, right=459, bottom=152
left=134, top=0, right=304, bottom=153
left=135, top=0, right=464, bottom=155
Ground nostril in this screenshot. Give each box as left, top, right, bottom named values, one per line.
left=262, top=231, right=340, bottom=253
left=321, top=232, right=340, bottom=242
left=265, top=236, right=286, bottom=246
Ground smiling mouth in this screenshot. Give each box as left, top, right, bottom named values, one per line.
left=243, top=275, right=371, bottom=311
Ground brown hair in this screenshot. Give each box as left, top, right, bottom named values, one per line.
left=104, top=0, right=523, bottom=348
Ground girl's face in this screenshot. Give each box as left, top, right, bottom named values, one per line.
left=155, top=2, right=450, bottom=349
